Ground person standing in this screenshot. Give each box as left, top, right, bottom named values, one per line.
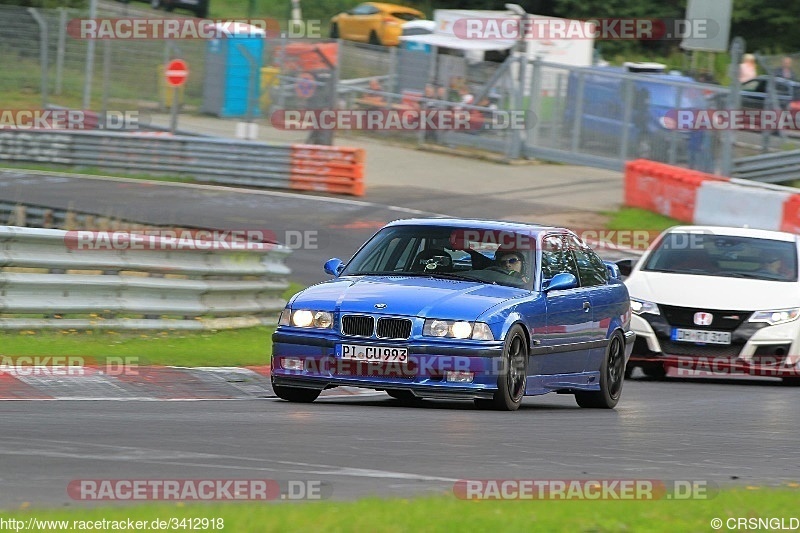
left=739, top=54, right=757, bottom=82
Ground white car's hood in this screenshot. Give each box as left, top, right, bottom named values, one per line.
left=625, top=271, right=800, bottom=310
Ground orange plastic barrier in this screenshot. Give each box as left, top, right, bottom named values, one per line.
left=624, top=159, right=728, bottom=222
left=289, top=144, right=365, bottom=196
left=780, top=195, right=800, bottom=233
left=275, top=42, right=339, bottom=71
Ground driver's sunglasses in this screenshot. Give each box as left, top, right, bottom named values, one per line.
left=499, top=257, right=520, bottom=265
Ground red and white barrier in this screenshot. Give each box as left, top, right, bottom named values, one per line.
left=625, top=160, right=800, bottom=232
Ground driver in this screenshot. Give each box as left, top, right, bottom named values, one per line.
left=495, top=250, right=530, bottom=283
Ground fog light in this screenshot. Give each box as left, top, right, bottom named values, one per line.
left=283, top=357, right=304, bottom=371
left=446, top=371, right=474, bottom=383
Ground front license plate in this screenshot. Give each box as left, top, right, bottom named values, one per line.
left=338, top=344, right=408, bottom=363
left=671, top=328, right=731, bottom=345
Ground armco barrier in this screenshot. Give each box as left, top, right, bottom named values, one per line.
left=0, top=226, right=291, bottom=330
left=0, top=130, right=365, bottom=196
left=625, top=159, right=800, bottom=233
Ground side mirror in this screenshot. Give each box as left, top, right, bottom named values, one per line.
left=616, top=259, right=634, bottom=277
left=604, top=260, right=621, bottom=279
left=324, top=258, right=345, bottom=277
left=544, top=272, right=578, bottom=292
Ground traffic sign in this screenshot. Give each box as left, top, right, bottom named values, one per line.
left=166, top=59, right=189, bottom=88
left=295, top=73, right=316, bottom=99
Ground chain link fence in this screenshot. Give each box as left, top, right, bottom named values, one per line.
left=0, top=4, right=206, bottom=113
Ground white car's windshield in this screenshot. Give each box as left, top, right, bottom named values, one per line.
left=642, top=232, right=798, bottom=282
left=342, top=225, right=535, bottom=289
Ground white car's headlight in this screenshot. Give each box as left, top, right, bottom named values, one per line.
left=423, top=319, right=494, bottom=340
left=630, top=299, right=660, bottom=316
left=748, top=308, right=800, bottom=326
left=290, top=309, right=334, bottom=329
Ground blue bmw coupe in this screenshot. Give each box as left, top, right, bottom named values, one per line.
left=272, top=219, right=635, bottom=411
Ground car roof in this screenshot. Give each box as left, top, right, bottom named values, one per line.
left=666, top=225, right=799, bottom=243
left=754, top=75, right=800, bottom=86
left=384, top=218, right=561, bottom=235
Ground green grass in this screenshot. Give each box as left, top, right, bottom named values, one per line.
left=604, top=207, right=681, bottom=232
left=0, top=162, right=195, bottom=183
left=0, top=283, right=304, bottom=367
left=4, top=488, right=799, bottom=532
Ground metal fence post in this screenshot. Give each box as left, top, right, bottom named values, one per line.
left=618, top=78, right=634, bottom=161
left=102, top=40, right=112, bottom=118
left=569, top=73, right=585, bottom=153
left=55, top=7, right=67, bottom=96
left=27, top=8, right=49, bottom=109
left=721, top=37, right=745, bottom=176
left=526, top=56, right=542, bottom=152
left=507, top=55, right=525, bottom=160
left=82, top=0, right=97, bottom=109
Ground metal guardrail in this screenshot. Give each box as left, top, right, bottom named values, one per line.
left=0, top=226, right=291, bottom=330
left=732, top=149, right=800, bottom=183
left=0, top=130, right=365, bottom=196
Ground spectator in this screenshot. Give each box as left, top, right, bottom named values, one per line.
left=739, top=54, right=757, bottom=83
left=774, top=56, right=795, bottom=80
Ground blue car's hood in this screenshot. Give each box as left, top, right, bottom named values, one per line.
left=292, top=276, right=526, bottom=320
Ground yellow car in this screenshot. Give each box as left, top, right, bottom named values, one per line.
left=330, top=2, right=425, bottom=46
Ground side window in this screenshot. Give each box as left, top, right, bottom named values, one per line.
left=568, top=236, right=608, bottom=287
left=541, top=234, right=579, bottom=280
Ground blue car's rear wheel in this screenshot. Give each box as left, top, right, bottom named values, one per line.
left=273, top=383, right=321, bottom=403
left=475, top=324, right=527, bottom=411
left=575, top=331, right=625, bottom=409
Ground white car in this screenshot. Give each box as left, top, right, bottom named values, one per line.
left=620, top=226, right=800, bottom=385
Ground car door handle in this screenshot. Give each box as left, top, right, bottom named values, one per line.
left=583, top=301, right=591, bottom=312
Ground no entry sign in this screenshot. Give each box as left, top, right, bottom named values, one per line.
left=166, top=59, right=189, bottom=88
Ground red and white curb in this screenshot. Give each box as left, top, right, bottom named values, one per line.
left=0, top=365, right=381, bottom=400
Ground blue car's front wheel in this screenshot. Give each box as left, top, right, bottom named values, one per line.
left=475, top=324, right=528, bottom=411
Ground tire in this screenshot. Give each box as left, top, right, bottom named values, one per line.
left=480, top=324, right=528, bottom=411
left=330, top=23, right=339, bottom=39
left=368, top=30, right=381, bottom=46
left=575, top=331, right=625, bottom=409
left=640, top=361, right=667, bottom=380
left=273, top=383, right=321, bottom=403
left=386, top=389, right=417, bottom=401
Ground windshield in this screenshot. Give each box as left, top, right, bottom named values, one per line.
left=342, top=225, right=536, bottom=289
left=642, top=232, right=798, bottom=282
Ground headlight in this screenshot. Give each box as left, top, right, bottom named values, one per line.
left=290, top=309, right=334, bottom=329
left=748, top=308, right=800, bottom=326
left=423, top=319, right=494, bottom=340
left=630, top=299, right=660, bottom=316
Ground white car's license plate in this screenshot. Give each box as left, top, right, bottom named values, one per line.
left=338, top=344, right=409, bottom=363
left=671, top=328, right=731, bottom=345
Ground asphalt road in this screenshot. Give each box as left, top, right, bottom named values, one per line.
left=1, top=378, right=797, bottom=508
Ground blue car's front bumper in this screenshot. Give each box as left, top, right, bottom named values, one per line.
left=271, top=329, right=505, bottom=399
